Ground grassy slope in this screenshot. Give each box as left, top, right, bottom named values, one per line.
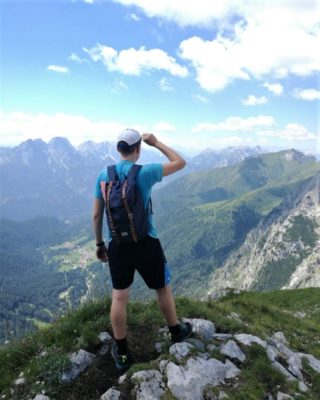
left=153, top=154, right=320, bottom=295
left=1, top=288, right=319, bottom=399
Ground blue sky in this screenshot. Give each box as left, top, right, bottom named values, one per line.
left=0, top=0, right=319, bottom=155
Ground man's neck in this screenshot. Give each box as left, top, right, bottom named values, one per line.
left=121, top=155, right=138, bottom=163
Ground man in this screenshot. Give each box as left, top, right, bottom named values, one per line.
left=93, top=128, right=192, bottom=371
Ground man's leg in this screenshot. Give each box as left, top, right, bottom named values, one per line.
left=156, top=285, right=178, bottom=326
left=110, top=288, right=130, bottom=340
left=110, top=287, right=131, bottom=370
left=157, top=285, right=193, bottom=342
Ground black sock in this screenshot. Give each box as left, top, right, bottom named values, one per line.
left=115, top=337, right=128, bottom=355
left=168, top=324, right=181, bottom=336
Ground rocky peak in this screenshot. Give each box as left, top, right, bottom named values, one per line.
left=48, top=137, right=75, bottom=153
left=15, top=139, right=48, bottom=165
left=283, top=149, right=315, bottom=163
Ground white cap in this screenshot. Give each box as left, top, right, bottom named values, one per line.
left=117, top=128, right=141, bottom=146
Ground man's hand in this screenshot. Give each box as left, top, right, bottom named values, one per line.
left=96, top=244, right=108, bottom=263
left=142, top=133, right=158, bottom=147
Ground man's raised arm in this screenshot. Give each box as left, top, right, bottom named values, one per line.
left=142, top=133, right=186, bottom=176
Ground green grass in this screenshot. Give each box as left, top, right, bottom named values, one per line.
left=1, top=289, right=319, bottom=398
left=226, top=344, right=287, bottom=399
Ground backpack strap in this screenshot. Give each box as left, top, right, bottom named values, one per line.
left=107, top=165, right=118, bottom=181
left=120, top=164, right=142, bottom=243
left=127, top=164, right=142, bottom=181
left=127, top=164, right=153, bottom=215
left=121, top=180, right=138, bottom=243
left=106, top=166, right=120, bottom=244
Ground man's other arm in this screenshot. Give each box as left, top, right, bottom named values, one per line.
left=92, top=197, right=108, bottom=262
left=142, top=133, right=186, bottom=176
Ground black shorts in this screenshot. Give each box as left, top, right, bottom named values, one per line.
left=107, top=236, right=170, bottom=290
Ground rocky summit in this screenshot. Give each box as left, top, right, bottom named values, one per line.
left=2, top=290, right=320, bottom=400
left=12, top=318, right=320, bottom=400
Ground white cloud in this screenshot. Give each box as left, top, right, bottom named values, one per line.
left=241, top=95, right=268, bottom=106
left=193, top=94, right=209, bottom=103
left=293, top=88, right=320, bottom=101
left=117, top=1, right=313, bottom=91
left=159, top=77, right=174, bottom=92
left=0, top=111, right=128, bottom=146
left=47, top=65, right=69, bottom=74
left=130, top=13, right=140, bottom=21
left=111, top=0, right=243, bottom=27
left=84, top=44, right=188, bottom=77
left=257, top=123, right=317, bottom=140
left=68, top=52, right=88, bottom=64
left=263, top=82, right=283, bottom=96
left=179, top=10, right=320, bottom=92
left=193, top=115, right=275, bottom=133
left=153, top=121, right=175, bottom=133
left=179, top=35, right=250, bottom=92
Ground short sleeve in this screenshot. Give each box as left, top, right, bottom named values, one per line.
left=138, top=163, right=163, bottom=187
left=94, top=170, right=108, bottom=199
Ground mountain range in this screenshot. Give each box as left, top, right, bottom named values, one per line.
left=0, top=137, right=263, bottom=220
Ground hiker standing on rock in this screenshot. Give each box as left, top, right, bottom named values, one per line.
left=93, top=129, right=192, bottom=370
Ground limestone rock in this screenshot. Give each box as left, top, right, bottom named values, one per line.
left=224, top=359, right=241, bottom=379
left=118, top=373, right=127, bottom=384
left=271, top=361, right=296, bottom=381
left=61, top=349, right=95, bottom=383
left=131, top=370, right=165, bottom=400
left=14, top=378, right=26, bottom=386
left=212, top=334, right=233, bottom=341
left=98, top=331, right=113, bottom=344
left=266, top=345, right=279, bottom=362
left=183, top=318, right=215, bottom=341
left=220, top=340, right=246, bottom=362
left=154, top=342, right=163, bottom=353
left=298, top=381, right=309, bottom=392
left=298, top=353, right=320, bottom=373
left=272, top=332, right=287, bottom=344
left=159, top=360, right=170, bottom=375
left=100, top=388, right=121, bottom=400
left=187, top=338, right=206, bottom=351
left=33, top=396, right=50, bottom=400
left=234, top=334, right=267, bottom=348
left=166, top=357, right=229, bottom=400
left=169, top=342, right=194, bottom=362
left=207, top=343, right=218, bottom=352
left=276, top=392, right=293, bottom=400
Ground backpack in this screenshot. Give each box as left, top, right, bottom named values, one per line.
left=104, top=164, right=150, bottom=244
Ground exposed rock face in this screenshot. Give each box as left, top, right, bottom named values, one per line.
left=166, top=357, right=236, bottom=400
left=12, top=322, right=320, bottom=400
left=207, top=173, right=320, bottom=293
left=126, top=320, right=319, bottom=400
left=61, top=349, right=95, bottom=383
left=131, top=370, right=166, bottom=400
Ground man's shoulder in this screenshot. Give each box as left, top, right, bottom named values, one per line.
left=139, top=163, right=162, bottom=173
left=137, top=163, right=163, bottom=186
left=97, top=169, right=108, bottom=181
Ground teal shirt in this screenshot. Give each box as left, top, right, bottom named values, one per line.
left=95, top=161, right=163, bottom=240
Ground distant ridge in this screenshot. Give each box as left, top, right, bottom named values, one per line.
left=1, top=137, right=268, bottom=220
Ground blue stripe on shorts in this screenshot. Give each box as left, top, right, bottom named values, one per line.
left=164, top=263, right=171, bottom=285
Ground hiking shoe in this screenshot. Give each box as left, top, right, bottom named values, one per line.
left=171, top=322, right=193, bottom=343
left=111, top=342, right=130, bottom=371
